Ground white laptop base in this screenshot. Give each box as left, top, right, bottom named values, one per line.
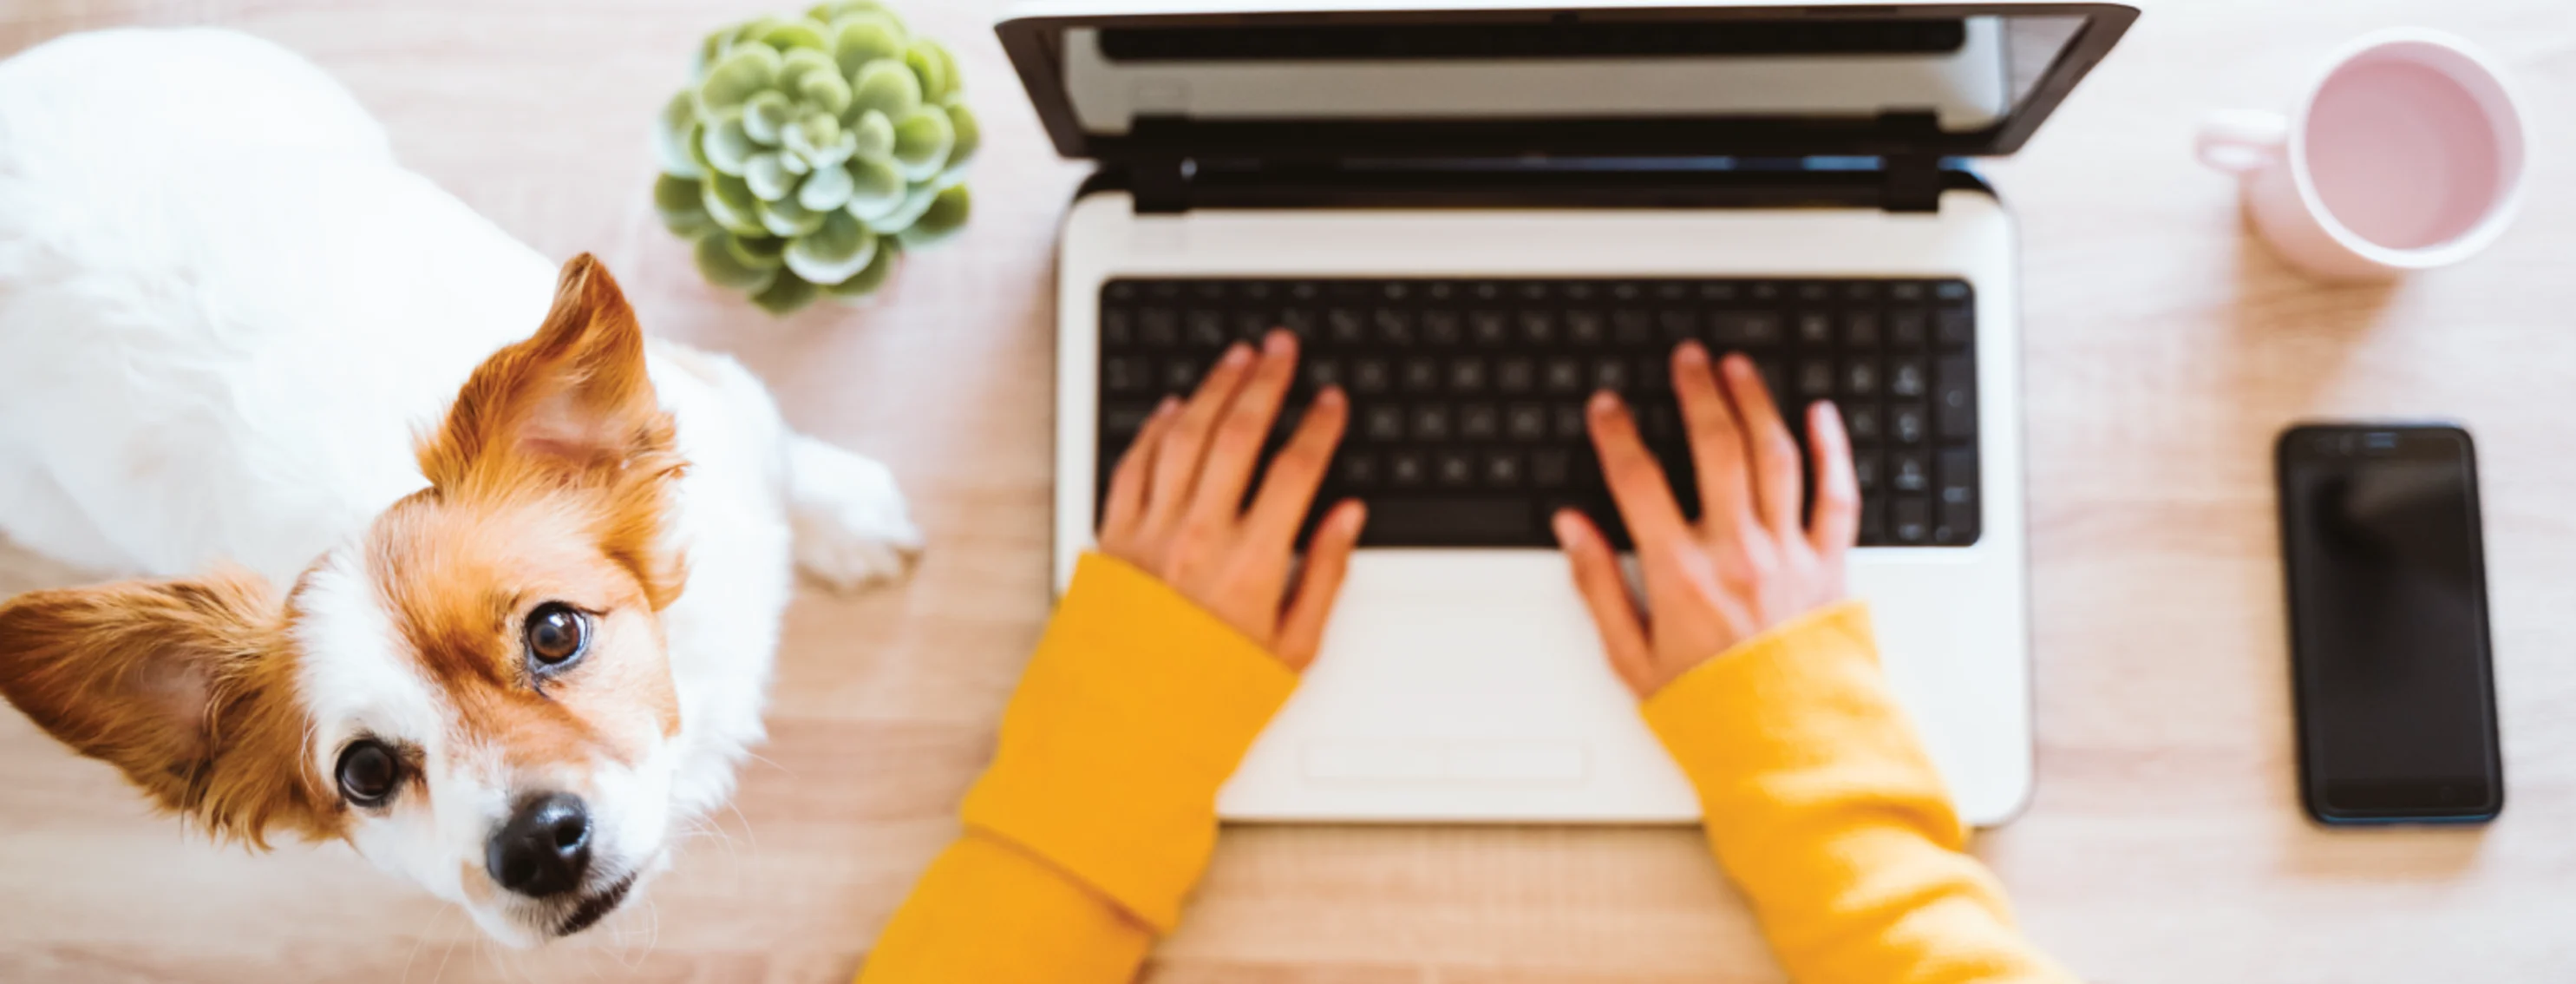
left=1052, top=190, right=2031, bottom=826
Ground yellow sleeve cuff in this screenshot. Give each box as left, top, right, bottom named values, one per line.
left=959, top=552, right=1298, bottom=933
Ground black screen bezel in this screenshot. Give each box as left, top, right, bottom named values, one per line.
left=995, top=3, right=2141, bottom=163
left=2275, top=423, right=2503, bottom=824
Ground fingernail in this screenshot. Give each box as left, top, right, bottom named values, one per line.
left=1154, top=395, right=1180, bottom=416
left=1722, top=352, right=1755, bottom=377
left=1588, top=390, right=1620, bottom=417
left=1317, top=385, right=1346, bottom=409
left=1339, top=501, right=1368, bottom=533
left=1552, top=509, right=1585, bottom=546
left=1220, top=344, right=1253, bottom=368
left=1676, top=341, right=1708, bottom=365
left=1265, top=330, right=1295, bottom=356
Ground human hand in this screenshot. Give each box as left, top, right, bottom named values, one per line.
left=1553, top=342, right=1860, bottom=698
left=1096, top=331, right=1369, bottom=671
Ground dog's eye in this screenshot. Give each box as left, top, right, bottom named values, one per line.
left=336, top=740, right=400, bottom=808
left=525, top=602, right=589, bottom=672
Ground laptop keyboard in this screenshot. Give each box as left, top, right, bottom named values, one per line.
left=1095, top=278, right=1981, bottom=549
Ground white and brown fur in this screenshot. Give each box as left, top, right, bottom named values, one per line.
left=0, top=29, right=920, bottom=943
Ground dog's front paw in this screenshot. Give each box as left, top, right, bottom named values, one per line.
left=785, top=436, right=923, bottom=592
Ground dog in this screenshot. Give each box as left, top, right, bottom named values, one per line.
left=0, top=28, right=921, bottom=945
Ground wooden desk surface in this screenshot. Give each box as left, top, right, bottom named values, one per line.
left=3, top=0, right=2573, bottom=980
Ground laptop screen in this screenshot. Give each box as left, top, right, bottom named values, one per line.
left=998, top=4, right=2137, bottom=160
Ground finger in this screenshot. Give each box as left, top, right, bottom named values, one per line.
left=1144, top=342, right=1257, bottom=530
left=1670, top=343, right=1755, bottom=533
left=1187, top=331, right=1301, bottom=532
left=1244, top=386, right=1348, bottom=552
left=1553, top=509, right=1655, bottom=697
left=1585, top=390, right=1692, bottom=550
left=1720, top=353, right=1805, bottom=536
left=1807, top=400, right=1863, bottom=554
left=1100, top=397, right=1180, bottom=542
left=1274, top=500, right=1366, bottom=670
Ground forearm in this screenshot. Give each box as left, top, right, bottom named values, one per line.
left=857, top=553, right=1296, bottom=982
left=1644, top=603, right=2072, bottom=984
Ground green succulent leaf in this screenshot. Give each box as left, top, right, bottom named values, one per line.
left=867, top=182, right=942, bottom=234
left=759, top=19, right=831, bottom=55
left=851, top=109, right=896, bottom=158
left=797, top=158, right=858, bottom=212
left=809, top=0, right=887, bottom=24
left=890, top=106, right=954, bottom=181
left=701, top=111, right=759, bottom=176
left=655, top=90, right=705, bottom=179
left=697, top=43, right=782, bottom=115
left=732, top=232, right=789, bottom=268
left=932, top=43, right=964, bottom=106
left=781, top=151, right=812, bottom=175
left=776, top=46, right=839, bottom=97
left=832, top=15, right=909, bottom=75
left=798, top=69, right=853, bottom=117
left=942, top=102, right=978, bottom=174
left=849, top=57, right=921, bottom=120
left=752, top=272, right=821, bottom=314
left=655, top=174, right=714, bottom=237
left=897, top=183, right=970, bottom=250
left=906, top=41, right=952, bottom=104
left=745, top=152, right=799, bottom=201
left=742, top=91, right=796, bottom=146
left=785, top=210, right=879, bottom=285
left=822, top=237, right=899, bottom=298
left=702, top=171, right=768, bottom=236
left=842, top=154, right=908, bottom=220
left=783, top=113, right=840, bottom=158
left=757, top=194, right=827, bottom=237
left=695, top=232, right=780, bottom=292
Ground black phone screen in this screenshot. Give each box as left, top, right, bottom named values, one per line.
left=2278, top=425, right=2501, bottom=822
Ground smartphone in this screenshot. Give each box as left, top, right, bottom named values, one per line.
left=2276, top=423, right=2501, bottom=824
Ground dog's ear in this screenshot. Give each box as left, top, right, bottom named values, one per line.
left=420, top=253, right=678, bottom=494
left=0, top=572, right=331, bottom=847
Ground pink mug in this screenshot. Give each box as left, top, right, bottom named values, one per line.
left=2197, top=29, right=2527, bottom=280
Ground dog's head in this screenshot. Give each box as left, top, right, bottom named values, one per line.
left=0, top=255, right=690, bottom=945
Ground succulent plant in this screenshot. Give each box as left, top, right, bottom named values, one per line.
left=652, top=1, right=977, bottom=314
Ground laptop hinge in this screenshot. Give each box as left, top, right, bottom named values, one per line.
left=1131, top=154, right=1191, bottom=215
left=1877, top=110, right=1945, bottom=213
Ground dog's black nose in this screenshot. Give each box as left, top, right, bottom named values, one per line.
left=486, top=792, right=591, bottom=898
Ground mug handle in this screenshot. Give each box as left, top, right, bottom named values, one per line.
left=2197, top=109, right=2292, bottom=174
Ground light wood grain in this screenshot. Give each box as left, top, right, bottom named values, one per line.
left=3, top=0, right=2573, bottom=981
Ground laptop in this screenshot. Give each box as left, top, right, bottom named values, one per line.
left=1001, top=0, right=2135, bottom=825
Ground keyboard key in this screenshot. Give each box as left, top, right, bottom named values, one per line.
left=1889, top=310, right=1929, bottom=347
left=1568, top=311, right=1607, bottom=345
left=1553, top=403, right=1587, bottom=441
left=1423, top=310, right=1463, bottom=346
left=1853, top=449, right=1883, bottom=492
left=1507, top=403, right=1548, bottom=442
left=1164, top=359, right=1201, bottom=391
left=1328, top=308, right=1367, bottom=344
left=1936, top=356, right=1978, bottom=439
left=1893, top=497, right=1931, bottom=543
left=1497, top=358, right=1536, bottom=394
left=1389, top=450, right=1428, bottom=487
left=1796, top=312, right=1834, bottom=345
left=1936, top=449, right=1979, bottom=545
left=1711, top=312, right=1783, bottom=348
left=1102, top=403, right=1153, bottom=439
left=1519, top=311, right=1558, bottom=345
left=1411, top=404, right=1454, bottom=442
left=1658, top=310, right=1699, bottom=344
left=1483, top=451, right=1525, bottom=487
left=1797, top=359, right=1834, bottom=399
left=1353, top=358, right=1392, bottom=394
left=1102, top=309, right=1135, bottom=346
left=1187, top=310, right=1226, bottom=347
left=1449, top=358, right=1489, bottom=393
left=1141, top=309, right=1180, bottom=345
left=1363, top=404, right=1405, bottom=442
left=1892, top=451, right=1929, bottom=493
left=1305, top=358, right=1344, bottom=390
left=1375, top=308, right=1416, bottom=345
left=1435, top=449, right=1476, bottom=487
left=1361, top=497, right=1537, bottom=546
left=1545, top=358, right=1585, bottom=393
left=1845, top=312, right=1881, bottom=347
left=1842, top=358, right=1880, bottom=397
left=1461, top=403, right=1501, bottom=440
left=1889, top=358, right=1926, bottom=398
left=1533, top=449, right=1574, bottom=487
left=1846, top=405, right=1882, bottom=443
left=1893, top=404, right=1927, bottom=444
left=1402, top=358, right=1442, bottom=393
left=1339, top=452, right=1379, bottom=489
left=1470, top=311, right=1510, bottom=345
left=1103, top=357, right=1150, bottom=393
left=1613, top=310, right=1653, bottom=345
left=1935, top=307, right=1974, bottom=348
left=1592, top=358, right=1630, bottom=392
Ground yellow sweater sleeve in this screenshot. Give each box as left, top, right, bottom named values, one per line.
left=858, top=553, right=1297, bottom=983
left=1642, top=601, right=2073, bottom=984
